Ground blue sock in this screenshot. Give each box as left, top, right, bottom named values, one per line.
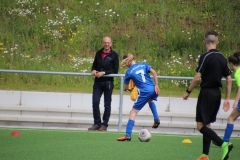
left=126, top=119, right=135, bottom=137
left=149, top=102, right=159, bottom=121
left=223, top=123, right=234, bottom=142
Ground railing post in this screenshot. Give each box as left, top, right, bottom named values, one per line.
left=118, top=76, right=124, bottom=132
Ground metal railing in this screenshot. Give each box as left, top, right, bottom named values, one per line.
left=0, top=69, right=232, bottom=131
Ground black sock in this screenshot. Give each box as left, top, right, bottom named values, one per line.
left=203, top=134, right=211, bottom=155
left=200, top=126, right=223, bottom=147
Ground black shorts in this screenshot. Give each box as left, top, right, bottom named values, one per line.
left=196, top=88, right=221, bottom=125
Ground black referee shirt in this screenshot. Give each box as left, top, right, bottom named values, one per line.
left=196, top=49, right=231, bottom=88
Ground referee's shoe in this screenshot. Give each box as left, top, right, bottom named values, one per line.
left=212, top=141, right=233, bottom=148
left=222, top=142, right=233, bottom=160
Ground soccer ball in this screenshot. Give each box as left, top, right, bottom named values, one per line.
left=138, top=129, right=151, bottom=142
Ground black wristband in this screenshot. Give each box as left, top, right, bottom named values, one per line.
left=186, top=88, right=191, bottom=94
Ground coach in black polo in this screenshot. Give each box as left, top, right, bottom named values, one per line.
left=183, top=30, right=233, bottom=160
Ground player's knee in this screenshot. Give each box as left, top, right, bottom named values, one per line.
left=228, top=116, right=236, bottom=123
left=148, top=99, right=153, bottom=104
left=196, top=122, right=204, bottom=131
left=197, top=126, right=201, bottom=131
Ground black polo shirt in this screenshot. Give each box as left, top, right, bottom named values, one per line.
left=196, top=49, right=231, bottom=88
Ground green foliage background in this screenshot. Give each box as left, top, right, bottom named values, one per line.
left=0, top=0, right=239, bottom=96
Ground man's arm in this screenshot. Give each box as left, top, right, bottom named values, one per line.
left=183, top=72, right=201, bottom=100
left=225, top=75, right=232, bottom=100
left=223, top=75, right=232, bottom=111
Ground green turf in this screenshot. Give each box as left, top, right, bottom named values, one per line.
left=0, top=128, right=239, bottom=160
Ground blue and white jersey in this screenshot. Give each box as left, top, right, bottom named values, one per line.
left=124, top=62, right=155, bottom=92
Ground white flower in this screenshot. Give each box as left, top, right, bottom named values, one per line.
left=96, top=2, right=100, bottom=5
left=80, top=1, right=83, bottom=4
left=109, top=9, right=112, bottom=12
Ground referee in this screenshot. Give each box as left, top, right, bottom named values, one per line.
left=183, top=30, right=233, bottom=160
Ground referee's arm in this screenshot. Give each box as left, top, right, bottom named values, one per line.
left=183, top=72, right=201, bottom=100
left=224, top=75, right=232, bottom=100
left=188, top=72, right=201, bottom=92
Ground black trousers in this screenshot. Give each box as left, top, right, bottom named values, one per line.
left=92, top=81, right=114, bottom=127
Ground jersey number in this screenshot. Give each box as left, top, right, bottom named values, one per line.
left=136, top=70, right=146, bottom=82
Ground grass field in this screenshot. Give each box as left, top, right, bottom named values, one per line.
left=0, top=128, right=239, bottom=160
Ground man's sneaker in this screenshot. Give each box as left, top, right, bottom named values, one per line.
left=222, top=142, right=233, bottom=160
left=152, top=119, right=160, bottom=128
left=88, top=124, right=100, bottom=131
left=196, top=156, right=209, bottom=160
left=117, top=135, right=131, bottom=141
left=99, top=124, right=107, bottom=131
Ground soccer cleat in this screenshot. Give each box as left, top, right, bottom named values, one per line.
left=99, top=124, right=107, bottom=131
left=222, top=143, right=233, bottom=160
left=152, top=120, right=160, bottom=128
left=212, top=141, right=233, bottom=148
left=196, top=156, right=209, bottom=160
left=88, top=124, right=100, bottom=131
left=117, top=135, right=131, bottom=141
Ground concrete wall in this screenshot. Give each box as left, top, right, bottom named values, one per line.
left=0, top=90, right=234, bottom=116
left=1, top=90, right=240, bottom=136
